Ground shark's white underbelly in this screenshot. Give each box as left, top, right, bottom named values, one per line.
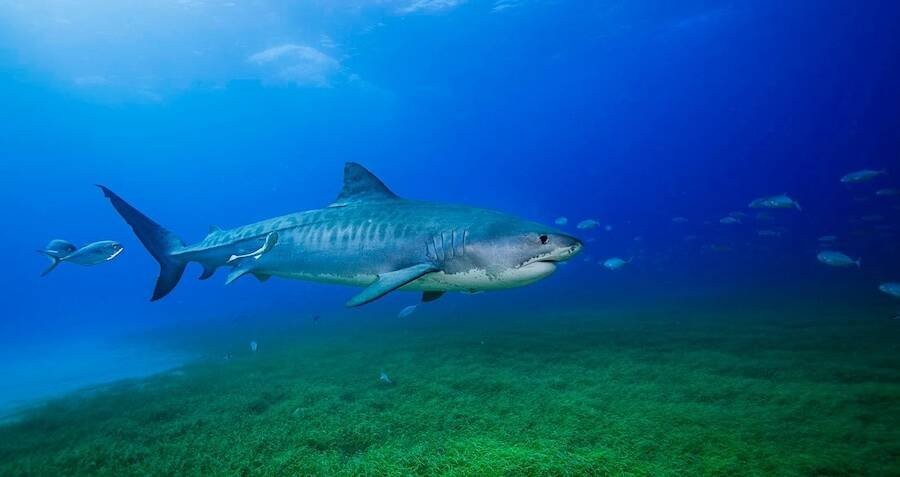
left=268, top=261, right=556, bottom=292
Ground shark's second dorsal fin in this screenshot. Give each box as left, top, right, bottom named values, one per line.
left=330, top=163, right=399, bottom=207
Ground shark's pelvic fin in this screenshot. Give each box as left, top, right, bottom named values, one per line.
left=228, top=232, right=279, bottom=263
left=329, top=162, right=400, bottom=207
left=225, top=265, right=253, bottom=285
left=422, top=291, right=445, bottom=303
left=346, top=263, right=438, bottom=307
left=225, top=267, right=271, bottom=285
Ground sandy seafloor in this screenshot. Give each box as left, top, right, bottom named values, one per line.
left=1, top=293, right=898, bottom=476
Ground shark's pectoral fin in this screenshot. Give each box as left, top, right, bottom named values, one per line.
left=346, top=263, right=438, bottom=307
left=422, top=291, right=445, bottom=303
left=199, top=266, right=217, bottom=280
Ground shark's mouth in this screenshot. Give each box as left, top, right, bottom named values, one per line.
left=517, top=243, right=582, bottom=270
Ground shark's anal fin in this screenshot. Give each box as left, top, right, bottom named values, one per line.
left=227, top=232, right=279, bottom=264
left=422, top=291, right=445, bottom=303
left=199, top=266, right=217, bottom=280
left=346, top=263, right=437, bottom=307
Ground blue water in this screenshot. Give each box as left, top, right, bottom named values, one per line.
left=1, top=1, right=899, bottom=413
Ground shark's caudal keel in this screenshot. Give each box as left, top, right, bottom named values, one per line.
left=99, top=163, right=582, bottom=307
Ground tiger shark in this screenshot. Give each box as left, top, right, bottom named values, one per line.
left=99, top=163, right=582, bottom=306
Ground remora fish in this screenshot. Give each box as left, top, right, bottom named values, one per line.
left=99, top=163, right=582, bottom=307
left=38, top=239, right=124, bottom=276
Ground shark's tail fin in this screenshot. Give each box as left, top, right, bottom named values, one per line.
left=37, top=250, right=62, bottom=277
left=97, top=186, right=187, bottom=301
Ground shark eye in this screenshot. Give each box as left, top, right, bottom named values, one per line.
left=539, top=234, right=549, bottom=245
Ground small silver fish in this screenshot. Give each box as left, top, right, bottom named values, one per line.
left=841, top=169, right=886, bottom=184
left=720, top=216, right=741, bottom=225
left=379, top=370, right=392, bottom=384
left=879, top=282, right=900, bottom=298
left=577, top=219, right=600, bottom=230
left=38, top=239, right=124, bottom=276
left=398, top=305, right=417, bottom=318
left=748, top=194, right=802, bottom=211
left=602, top=257, right=630, bottom=270
left=816, top=250, right=860, bottom=268
left=249, top=341, right=258, bottom=353
left=554, top=216, right=568, bottom=226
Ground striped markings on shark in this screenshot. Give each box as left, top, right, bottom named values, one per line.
left=38, top=240, right=124, bottom=276
left=98, top=163, right=583, bottom=307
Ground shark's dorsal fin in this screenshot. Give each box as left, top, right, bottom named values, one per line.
left=330, top=162, right=399, bottom=207
left=208, top=225, right=222, bottom=235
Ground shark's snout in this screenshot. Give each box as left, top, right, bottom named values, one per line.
left=547, top=233, right=583, bottom=262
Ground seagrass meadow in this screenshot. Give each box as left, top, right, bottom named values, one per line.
left=2, top=294, right=898, bottom=476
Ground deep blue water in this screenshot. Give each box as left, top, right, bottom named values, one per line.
left=1, top=1, right=899, bottom=411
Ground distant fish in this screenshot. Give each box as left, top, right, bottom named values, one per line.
left=604, top=224, right=613, bottom=232
left=757, top=230, right=781, bottom=238
left=577, top=219, right=600, bottom=230
left=841, top=169, right=886, bottom=184
left=816, top=250, right=860, bottom=268
left=728, top=211, right=749, bottom=219
left=719, top=216, right=741, bottom=225
left=554, top=216, right=568, bottom=226
left=379, top=370, right=392, bottom=384
left=602, top=257, right=630, bottom=270
left=249, top=341, right=258, bottom=353
left=37, top=239, right=124, bottom=276
left=879, top=283, right=900, bottom=298
left=876, top=188, right=900, bottom=197
left=398, top=305, right=417, bottom=318
left=671, top=216, right=689, bottom=224
left=818, top=235, right=838, bottom=242
left=748, top=194, right=801, bottom=211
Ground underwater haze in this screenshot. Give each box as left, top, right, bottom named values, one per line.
left=2, top=0, right=900, bottom=475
